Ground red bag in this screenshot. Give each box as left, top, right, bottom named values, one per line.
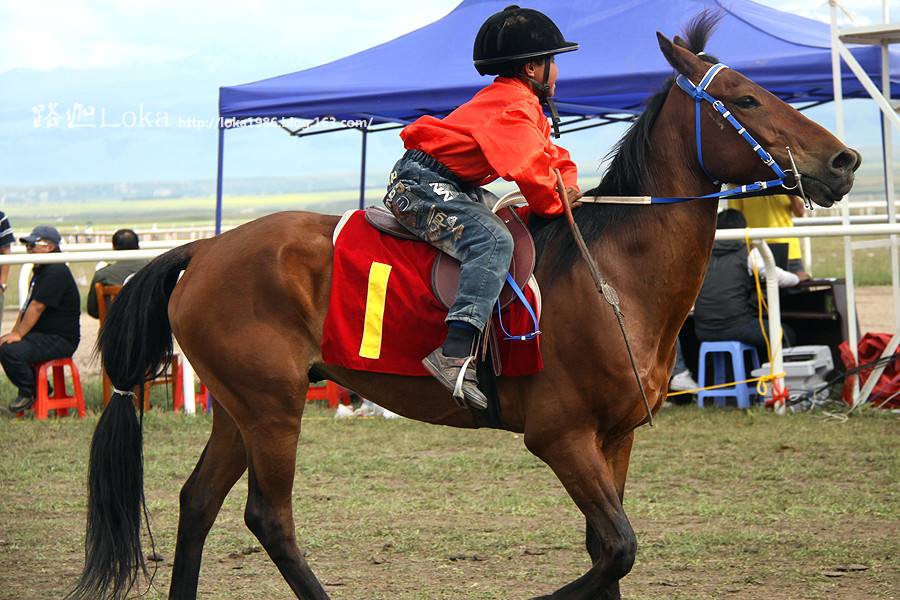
left=839, top=332, right=900, bottom=408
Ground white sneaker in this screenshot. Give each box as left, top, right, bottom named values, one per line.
left=334, top=404, right=354, bottom=419
left=669, top=370, right=699, bottom=392
left=353, top=398, right=380, bottom=417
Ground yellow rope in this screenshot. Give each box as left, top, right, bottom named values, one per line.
left=667, top=371, right=786, bottom=397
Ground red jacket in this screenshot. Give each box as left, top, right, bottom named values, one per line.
left=400, top=77, right=579, bottom=217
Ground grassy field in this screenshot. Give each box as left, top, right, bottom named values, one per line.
left=0, top=396, right=896, bottom=600
left=808, top=236, right=896, bottom=286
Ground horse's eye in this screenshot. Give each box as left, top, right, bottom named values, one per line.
left=734, top=96, right=759, bottom=109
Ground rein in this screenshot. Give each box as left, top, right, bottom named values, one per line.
left=581, top=62, right=810, bottom=208
left=556, top=170, right=655, bottom=428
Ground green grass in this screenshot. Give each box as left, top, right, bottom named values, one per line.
left=0, top=402, right=896, bottom=599
left=810, top=236, right=896, bottom=285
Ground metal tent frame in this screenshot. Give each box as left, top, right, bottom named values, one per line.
left=829, top=0, right=900, bottom=408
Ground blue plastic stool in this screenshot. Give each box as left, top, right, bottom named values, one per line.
left=697, top=341, right=761, bottom=409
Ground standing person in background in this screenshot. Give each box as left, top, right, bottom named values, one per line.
left=728, top=193, right=808, bottom=274
left=0, top=212, right=14, bottom=330
left=86, top=229, right=149, bottom=319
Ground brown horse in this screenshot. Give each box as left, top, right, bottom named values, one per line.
left=68, top=19, right=858, bottom=600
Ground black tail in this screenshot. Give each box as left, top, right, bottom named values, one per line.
left=67, top=244, right=194, bottom=600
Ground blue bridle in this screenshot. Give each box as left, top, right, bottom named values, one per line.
left=652, top=62, right=804, bottom=204
left=498, top=63, right=810, bottom=343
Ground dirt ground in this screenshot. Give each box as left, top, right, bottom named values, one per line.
left=854, top=286, right=896, bottom=334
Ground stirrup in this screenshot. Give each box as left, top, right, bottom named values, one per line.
left=422, top=349, right=488, bottom=410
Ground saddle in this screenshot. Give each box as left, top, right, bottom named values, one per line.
left=363, top=198, right=536, bottom=311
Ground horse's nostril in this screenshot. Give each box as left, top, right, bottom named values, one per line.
left=830, top=149, right=860, bottom=174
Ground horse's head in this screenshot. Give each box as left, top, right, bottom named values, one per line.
left=656, top=31, right=860, bottom=207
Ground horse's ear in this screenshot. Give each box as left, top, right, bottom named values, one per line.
left=657, top=32, right=705, bottom=78
left=673, top=35, right=689, bottom=49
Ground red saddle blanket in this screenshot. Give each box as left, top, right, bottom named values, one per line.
left=322, top=210, right=542, bottom=376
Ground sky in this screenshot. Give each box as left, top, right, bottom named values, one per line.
left=0, top=0, right=896, bottom=190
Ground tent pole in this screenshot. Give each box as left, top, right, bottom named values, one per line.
left=359, top=128, right=368, bottom=210
left=830, top=0, right=859, bottom=404
left=881, top=24, right=900, bottom=333
left=215, top=125, right=225, bottom=235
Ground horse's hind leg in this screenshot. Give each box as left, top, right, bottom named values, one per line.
left=526, top=428, right=637, bottom=600
left=169, top=399, right=248, bottom=600
left=239, top=384, right=329, bottom=599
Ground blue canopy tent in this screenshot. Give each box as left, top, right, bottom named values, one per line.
left=216, top=0, right=900, bottom=232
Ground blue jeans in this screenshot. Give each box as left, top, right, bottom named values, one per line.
left=673, top=338, right=688, bottom=374
left=384, top=150, right=513, bottom=332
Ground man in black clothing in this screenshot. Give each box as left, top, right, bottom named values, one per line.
left=694, top=209, right=806, bottom=359
left=0, top=226, right=80, bottom=413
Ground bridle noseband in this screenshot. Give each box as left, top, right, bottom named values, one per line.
left=661, top=62, right=810, bottom=207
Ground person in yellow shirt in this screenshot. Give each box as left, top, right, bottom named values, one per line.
left=728, top=193, right=807, bottom=274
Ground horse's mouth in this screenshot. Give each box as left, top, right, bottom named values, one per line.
left=796, top=173, right=853, bottom=208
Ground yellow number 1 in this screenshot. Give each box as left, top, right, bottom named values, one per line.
left=358, top=262, right=392, bottom=359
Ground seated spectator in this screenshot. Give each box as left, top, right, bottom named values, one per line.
left=694, top=209, right=808, bottom=360
left=86, top=228, right=149, bottom=319
left=728, top=192, right=808, bottom=274
left=0, top=226, right=80, bottom=413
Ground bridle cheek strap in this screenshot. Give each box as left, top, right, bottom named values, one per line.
left=587, top=63, right=808, bottom=206
left=670, top=63, right=789, bottom=202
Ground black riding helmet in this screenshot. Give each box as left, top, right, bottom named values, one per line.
left=473, top=5, right=578, bottom=137
left=473, top=5, right=578, bottom=75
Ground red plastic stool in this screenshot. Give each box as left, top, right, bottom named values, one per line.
left=306, top=381, right=352, bottom=408
left=30, top=358, right=86, bottom=420
left=172, top=354, right=210, bottom=413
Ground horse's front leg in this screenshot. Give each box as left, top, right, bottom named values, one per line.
left=586, top=432, right=634, bottom=565
left=526, top=427, right=637, bottom=600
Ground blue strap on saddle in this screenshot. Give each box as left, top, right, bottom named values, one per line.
left=495, top=273, right=540, bottom=341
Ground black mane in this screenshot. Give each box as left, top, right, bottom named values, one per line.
left=530, top=11, right=722, bottom=277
